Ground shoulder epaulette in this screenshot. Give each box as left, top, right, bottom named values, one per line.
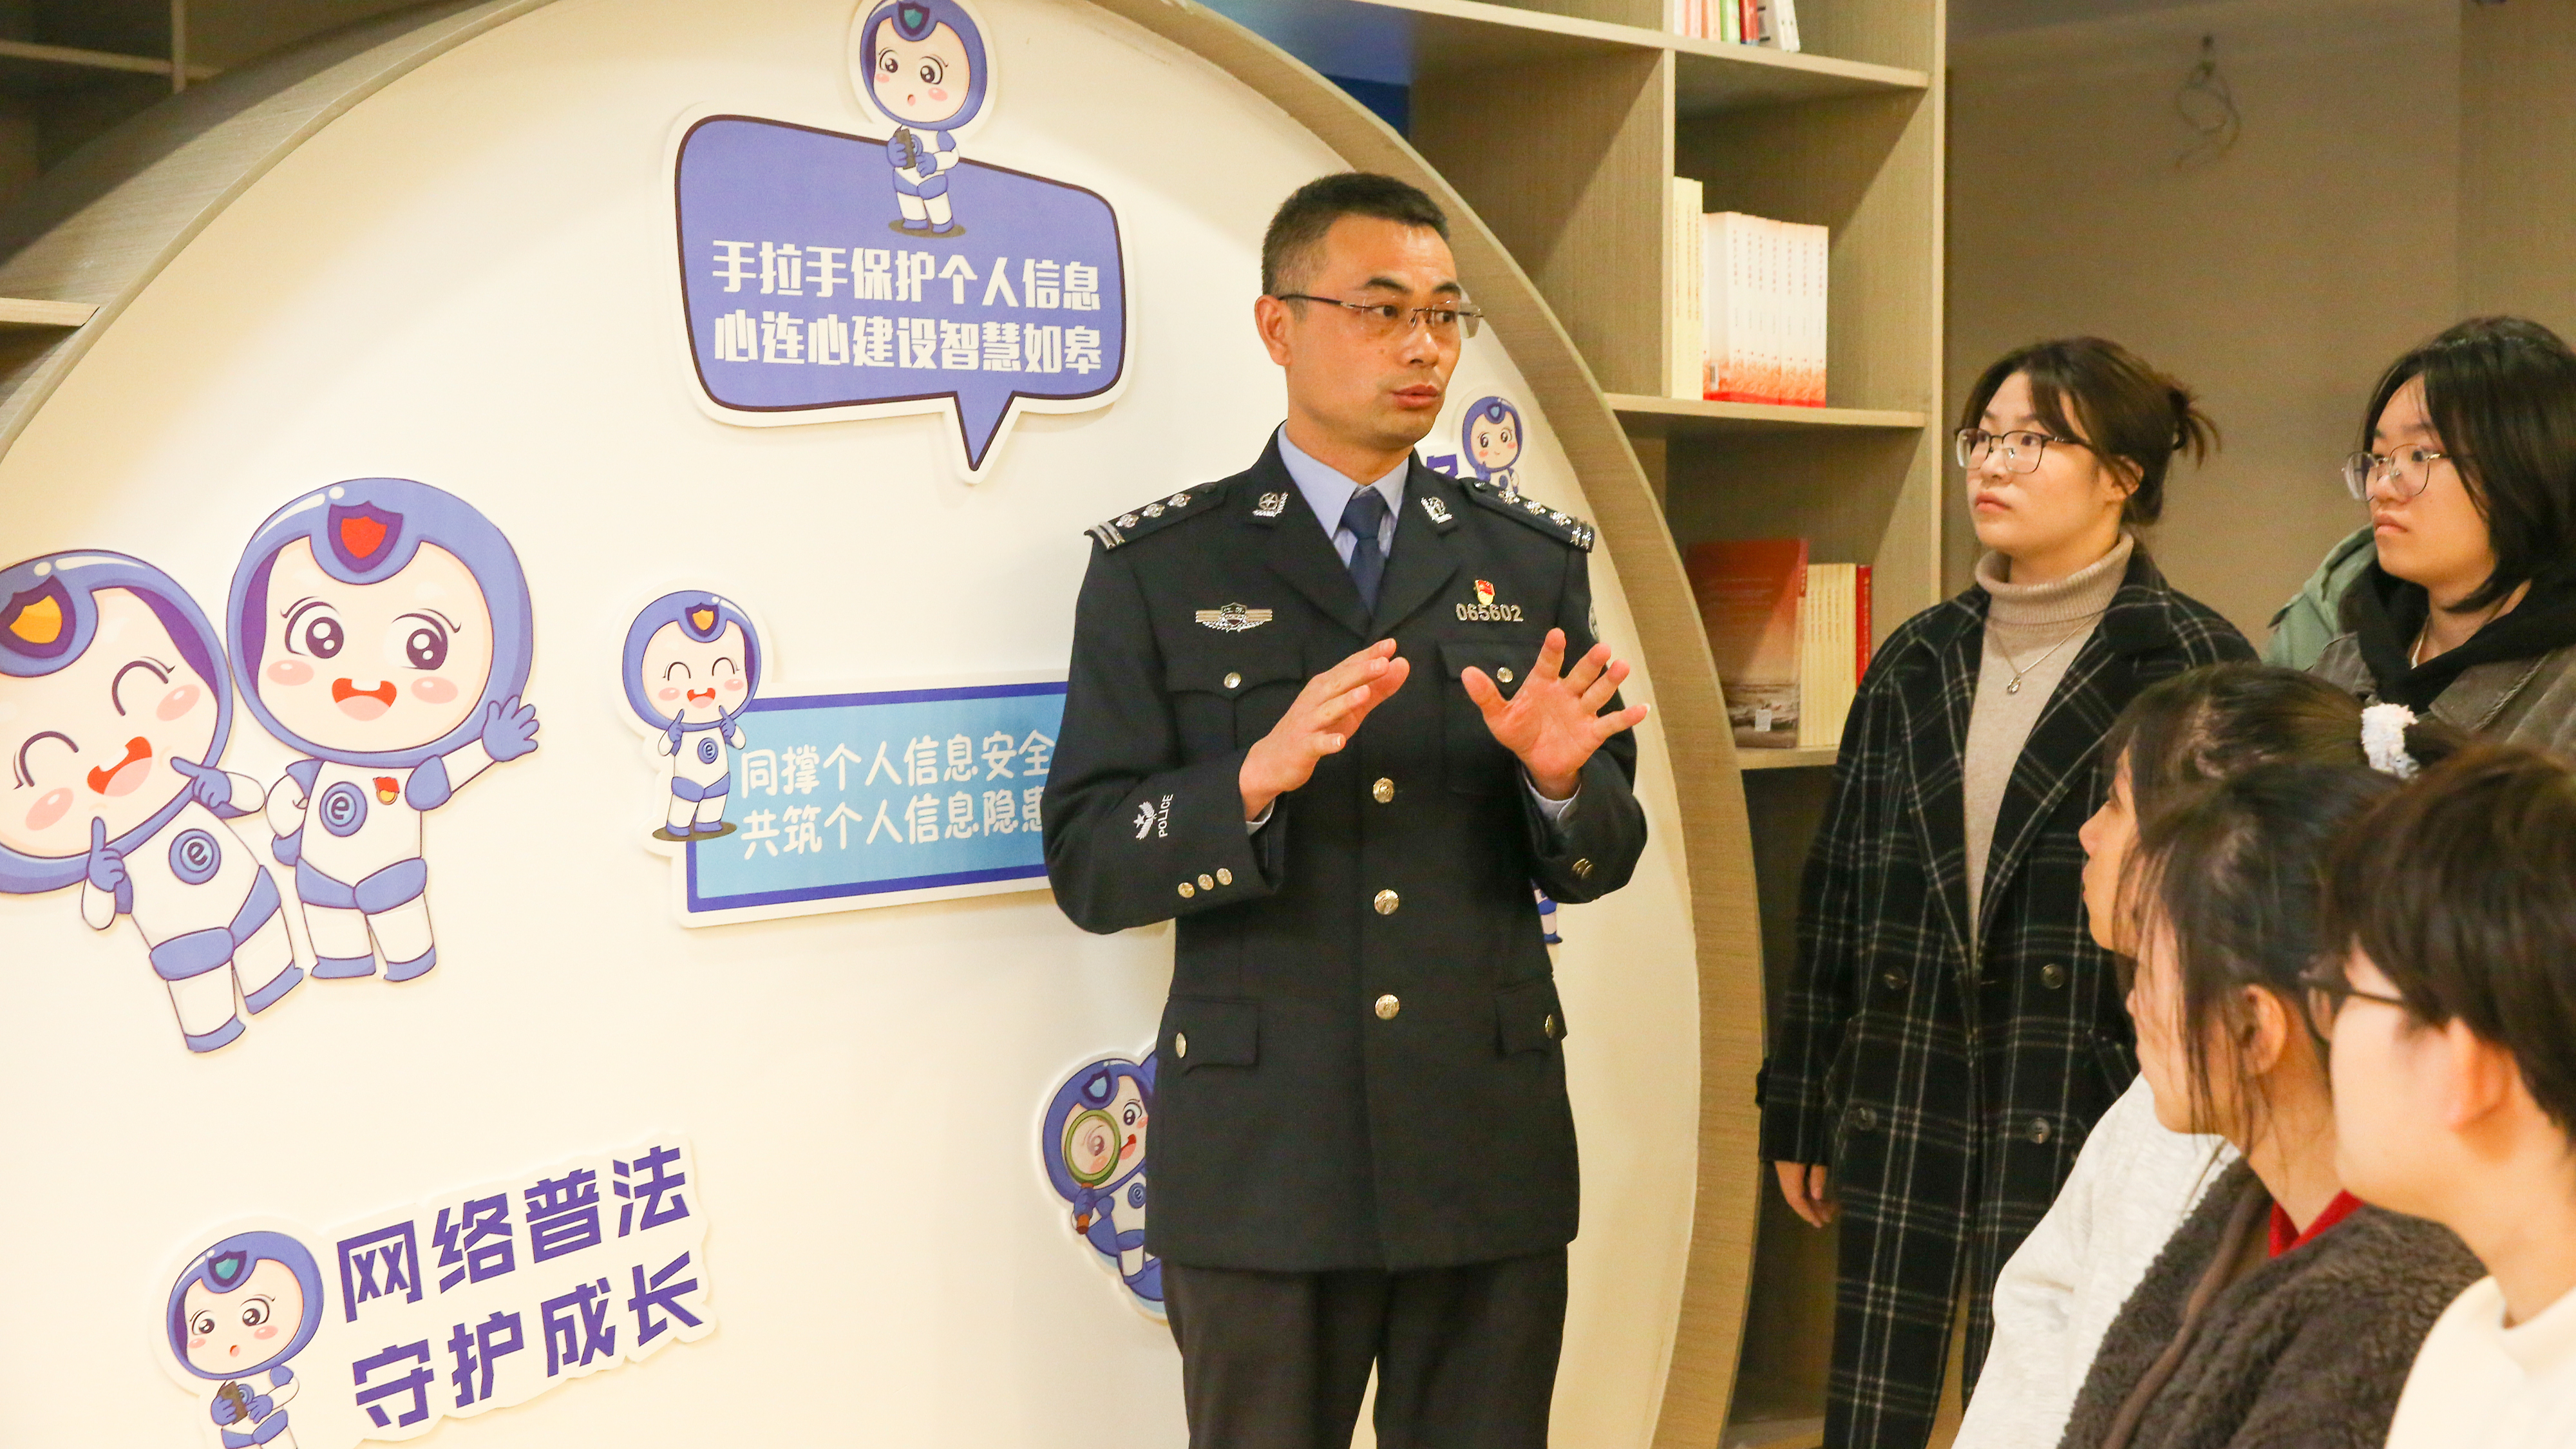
left=1086, top=479, right=1231, bottom=550
left=1459, top=477, right=1595, bottom=552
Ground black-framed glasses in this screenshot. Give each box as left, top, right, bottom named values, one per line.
left=2299, top=965, right=2414, bottom=1023
left=1955, top=427, right=2078, bottom=475
left=2342, top=446, right=2453, bottom=501
left=1273, top=293, right=1484, bottom=341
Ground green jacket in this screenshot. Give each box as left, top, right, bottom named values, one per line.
left=2263, top=526, right=2377, bottom=669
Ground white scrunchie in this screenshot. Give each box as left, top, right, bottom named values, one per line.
left=2362, top=703, right=2420, bottom=779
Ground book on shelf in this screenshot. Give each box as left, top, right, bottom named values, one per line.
left=1700, top=211, right=1828, bottom=408
left=1666, top=177, right=1706, bottom=400
left=1684, top=538, right=1871, bottom=752
left=1669, top=0, right=1796, bottom=47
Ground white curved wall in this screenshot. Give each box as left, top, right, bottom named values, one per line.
left=0, top=0, right=1698, bottom=1441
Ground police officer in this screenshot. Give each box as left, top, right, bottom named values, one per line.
left=1042, top=173, right=1651, bottom=1449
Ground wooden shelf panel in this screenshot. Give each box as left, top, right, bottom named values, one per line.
left=0, top=298, right=96, bottom=328
left=1611, top=393, right=1926, bottom=437
left=1204, top=0, right=1926, bottom=109
left=1671, top=37, right=1926, bottom=115
left=0, top=40, right=217, bottom=96
left=1370, top=0, right=1929, bottom=106
left=1736, top=747, right=1837, bottom=771
left=1723, top=1415, right=1826, bottom=1448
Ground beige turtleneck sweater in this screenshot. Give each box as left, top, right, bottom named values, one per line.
left=1964, top=533, right=2133, bottom=934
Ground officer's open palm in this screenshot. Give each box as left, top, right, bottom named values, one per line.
left=1239, top=639, right=1411, bottom=820
left=1462, top=629, right=1649, bottom=800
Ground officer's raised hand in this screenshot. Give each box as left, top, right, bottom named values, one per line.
left=1238, top=639, right=1411, bottom=820
left=1461, top=628, right=1649, bottom=799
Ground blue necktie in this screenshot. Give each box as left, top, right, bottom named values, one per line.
left=1341, top=486, right=1390, bottom=610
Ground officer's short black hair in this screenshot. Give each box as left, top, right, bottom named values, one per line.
left=1261, top=173, right=1449, bottom=298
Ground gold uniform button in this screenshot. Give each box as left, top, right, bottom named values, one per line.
left=1544, top=1013, right=1560, bottom=1039
left=1216, top=867, right=1233, bottom=886
left=1498, top=667, right=1515, bottom=684
left=1571, top=858, right=1594, bottom=879
left=1373, top=889, right=1399, bottom=915
left=1178, top=882, right=1195, bottom=899
left=1224, top=672, right=1242, bottom=690
left=1372, top=777, right=1395, bottom=804
left=1175, top=1032, right=1189, bottom=1059
left=1198, top=873, right=1215, bottom=890
left=1374, top=994, right=1401, bottom=1020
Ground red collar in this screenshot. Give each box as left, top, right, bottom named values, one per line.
left=2268, top=1190, right=2363, bottom=1258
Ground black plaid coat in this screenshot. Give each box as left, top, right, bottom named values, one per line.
left=1757, top=549, right=2251, bottom=1449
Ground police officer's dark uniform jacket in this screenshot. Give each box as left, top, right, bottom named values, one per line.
left=1043, top=436, right=1648, bottom=1273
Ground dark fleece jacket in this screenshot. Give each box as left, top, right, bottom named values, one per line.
left=2057, top=1161, right=2479, bottom=1449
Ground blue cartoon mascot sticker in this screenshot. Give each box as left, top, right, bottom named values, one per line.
left=858, top=0, right=990, bottom=238
left=1461, top=395, right=1526, bottom=498
left=0, top=552, right=299, bottom=1052
left=622, top=591, right=762, bottom=842
left=227, top=479, right=539, bottom=983
left=168, top=1231, right=325, bottom=1449
left=1041, top=1052, right=1162, bottom=1318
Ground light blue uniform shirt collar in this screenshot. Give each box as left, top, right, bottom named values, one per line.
left=1276, top=425, right=1405, bottom=567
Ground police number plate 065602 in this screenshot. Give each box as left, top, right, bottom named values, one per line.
left=680, top=678, right=1065, bottom=923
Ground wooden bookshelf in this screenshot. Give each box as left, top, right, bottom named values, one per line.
left=0, top=298, right=95, bottom=328
left=1147, top=0, right=1944, bottom=1438
left=1405, top=0, right=1944, bottom=1434
left=1610, top=392, right=1927, bottom=436
left=1736, top=746, right=1838, bottom=771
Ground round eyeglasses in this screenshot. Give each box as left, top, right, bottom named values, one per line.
left=1273, top=293, right=1484, bottom=341
left=1955, top=427, right=2077, bottom=475
left=2342, top=446, right=2452, bottom=501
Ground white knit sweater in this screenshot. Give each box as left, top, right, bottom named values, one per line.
left=1953, top=1075, right=2235, bottom=1449
left=2385, top=1274, right=2576, bottom=1449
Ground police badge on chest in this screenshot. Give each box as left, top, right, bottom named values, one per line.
left=1455, top=578, right=1523, bottom=623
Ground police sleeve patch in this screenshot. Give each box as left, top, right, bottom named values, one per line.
left=1086, top=480, right=1232, bottom=549
left=1459, top=478, right=1595, bottom=551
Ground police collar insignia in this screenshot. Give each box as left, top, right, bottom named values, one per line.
left=1193, top=603, right=1273, bottom=632
left=1421, top=495, right=1454, bottom=524
left=1253, top=492, right=1288, bottom=518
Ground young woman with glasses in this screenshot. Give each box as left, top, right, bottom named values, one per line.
left=2324, top=746, right=2576, bottom=1449
left=2054, top=762, right=2480, bottom=1449
left=1959, top=665, right=2464, bottom=1449
left=1761, top=338, right=2253, bottom=1449
left=2311, top=317, right=2576, bottom=748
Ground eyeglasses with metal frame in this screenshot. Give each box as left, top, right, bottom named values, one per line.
left=2341, top=446, right=2452, bottom=502
left=1272, top=293, right=1484, bottom=341
left=1955, top=427, right=2078, bottom=475
left=2298, top=963, right=2414, bottom=1024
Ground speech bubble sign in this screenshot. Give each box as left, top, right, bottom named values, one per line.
left=672, top=113, right=1128, bottom=478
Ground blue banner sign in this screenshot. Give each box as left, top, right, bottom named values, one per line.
left=680, top=679, right=1064, bottom=920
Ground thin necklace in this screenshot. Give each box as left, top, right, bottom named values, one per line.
left=1996, top=613, right=2103, bottom=694
left=2412, top=592, right=2516, bottom=668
